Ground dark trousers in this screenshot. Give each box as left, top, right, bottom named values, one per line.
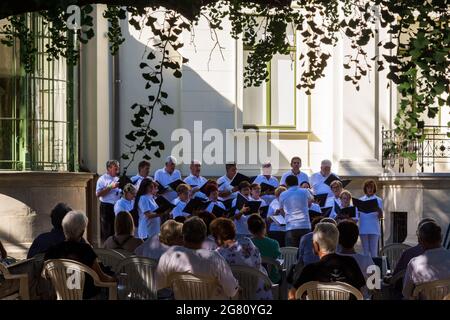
left=285, top=228, right=310, bottom=248
left=100, top=202, right=115, bottom=243
left=268, top=231, right=286, bottom=248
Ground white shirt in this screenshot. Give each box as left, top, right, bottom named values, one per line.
left=96, top=174, right=121, bottom=204
left=217, top=175, right=238, bottom=200
left=279, top=186, right=313, bottom=231
left=137, top=195, right=160, bottom=239
left=403, top=247, right=450, bottom=299
left=358, top=195, right=382, bottom=235
left=114, top=198, right=134, bottom=215
left=309, top=202, right=321, bottom=213
left=171, top=200, right=190, bottom=218
left=184, top=174, right=208, bottom=200
left=154, top=168, right=182, bottom=201
left=131, top=174, right=153, bottom=190
left=280, top=170, right=309, bottom=186
left=310, top=172, right=338, bottom=197
left=134, top=234, right=169, bottom=261
left=156, top=245, right=239, bottom=299
left=254, top=175, right=279, bottom=205
left=267, top=199, right=286, bottom=232
left=205, top=201, right=226, bottom=214
left=232, top=194, right=252, bottom=235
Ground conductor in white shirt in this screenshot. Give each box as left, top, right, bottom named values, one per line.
left=279, top=175, right=313, bottom=247
left=154, top=156, right=182, bottom=201
left=310, top=159, right=337, bottom=197
left=96, top=160, right=121, bottom=242
left=280, top=156, right=310, bottom=186
left=184, top=160, right=208, bottom=200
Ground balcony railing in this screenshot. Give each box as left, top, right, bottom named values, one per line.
left=382, top=126, right=450, bottom=173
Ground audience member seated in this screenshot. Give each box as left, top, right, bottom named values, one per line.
left=27, top=203, right=72, bottom=259
left=44, top=211, right=115, bottom=299
left=197, top=211, right=218, bottom=250
left=210, top=217, right=272, bottom=299
left=288, top=222, right=365, bottom=300
left=288, top=217, right=335, bottom=285
left=103, top=211, right=144, bottom=253
left=134, top=220, right=183, bottom=260
left=248, top=214, right=281, bottom=283
left=402, top=221, right=450, bottom=299
left=337, top=220, right=374, bottom=298
left=155, top=217, right=239, bottom=299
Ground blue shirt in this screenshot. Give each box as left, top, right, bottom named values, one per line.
left=27, top=228, right=66, bottom=259
left=279, top=186, right=312, bottom=231
left=137, top=195, right=160, bottom=239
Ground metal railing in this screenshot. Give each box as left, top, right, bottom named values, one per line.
left=382, top=126, right=450, bottom=173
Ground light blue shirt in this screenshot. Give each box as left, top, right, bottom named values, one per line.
left=279, top=186, right=312, bottom=231
left=114, top=198, right=134, bottom=215
left=137, top=195, right=160, bottom=239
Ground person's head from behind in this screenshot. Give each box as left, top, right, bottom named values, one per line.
left=182, top=216, right=207, bottom=248
left=418, top=221, right=442, bottom=250
left=330, top=180, right=343, bottom=198
left=275, top=186, right=287, bottom=199
left=320, top=159, right=332, bottom=176
left=337, top=220, right=359, bottom=250
left=51, top=203, right=72, bottom=231
left=123, top=183, right=136, bottom=201
left=115, top=211, right=135, bottom=236
left=312, top=222, right=339, bottom=257
left=174, top=216, right=186, bottom=224
left=138, top=160, right=150, bottom=177
left=238, top=181, right=251, bottom=196
left=165, top=156, right=177, bottom=173
left=62, top=210, right=88, bottom=241
left=160, top=220, right=183, bottom=246
left=225, top=162, right=237, bottom=178
left=285, top=175, right=299, bottom=188
left=416, top=218, right=436, bottom=240
left=290, top=156, right=302, bottom=172
left=247, top=214, right=266, bottom=238
left=250, top=183, right=261, bottom=199
left=106, top=159, right=120, bottom=177
left=190, top=160, right=202, bottom=177
left=197, top=211, right=217, bottom=236
left=210, top=218, right=236, bottom=246
left=176, top=183, right=191, bottom=202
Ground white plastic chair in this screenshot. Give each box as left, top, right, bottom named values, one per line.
left=94, top=248, right=127, bottom=273
left=168, top=272, right=221, bottom=300
left=41, top=259, right=117, bottom=300
left=295, top=281, right=363, bottom=300
left=231, top=265, right=278, bottom=300
left=115, top=256, right=158, bottom=300
left=0, top=263, right=30, bottom=300
left=280, top=247, right=298, bottom=274
left=380, top=243, right=411, bottom=271
left=412, top=279, right=450, bottom=300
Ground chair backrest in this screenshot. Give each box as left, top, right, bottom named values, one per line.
left=280, top=247, right=298, bottom=272
left=115, top=256, right=158, bottom=300
left=296, top=281, right=363, bottom=300
left=380, top=243, right=411, bottom=271
left=42, top=259, right=117, bottom=300
left=94, top=248, right=127, bottom=272
left=443, top=293, right=450, bottom=300
left=0, top=263, right=30, bottom=300
left=230, top=265, right=275, bottom=300
left=412, top=279, right=450, bottom=300
left=168, top=272, right=220, bottom=300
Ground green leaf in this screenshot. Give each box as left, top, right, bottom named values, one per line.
left=160, top=104, right=174, bottom=115
left=161, top=91, right=168, bottom=99
left=125, top=132, right=136, bottom=141
left=147, top=52, right=156, bottom=60
left=139, top=62, right=148, bottom=69
left=173, top=70, right=182, bottom=78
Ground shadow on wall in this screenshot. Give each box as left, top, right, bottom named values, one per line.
left=116, top=21, right=293, bottom=177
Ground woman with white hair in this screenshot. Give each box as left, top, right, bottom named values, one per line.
left=45, top=211, right=115, bottom=299
left=288, top=222, right=365, bottom=300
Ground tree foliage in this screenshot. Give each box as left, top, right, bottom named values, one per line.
left=0, top=0, right=449, bottom=171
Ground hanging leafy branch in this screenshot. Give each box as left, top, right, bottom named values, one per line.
left=0, top=0, right=448, bottom=168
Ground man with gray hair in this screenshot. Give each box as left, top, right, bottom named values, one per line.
left=310, top=159, right=337, bottom=197
left=96, top=159, right=121, bottom=242
left=288, top=222, right=365, bottom=299
left=184, top=160, right=208, bottom=200
left=154, top=156, right=182, bottom=202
